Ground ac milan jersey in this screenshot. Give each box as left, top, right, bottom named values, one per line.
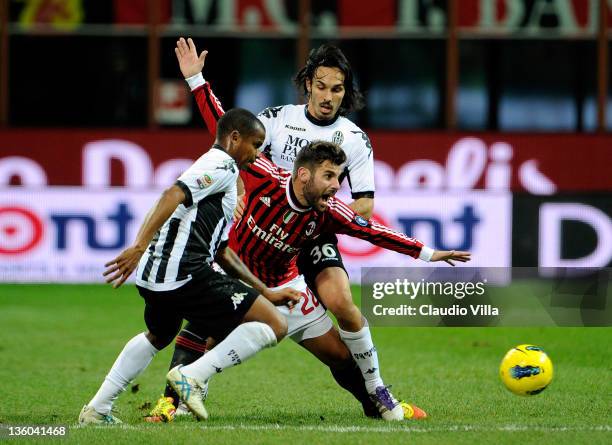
left=186, top=73, right=375, bottom=198
left=228, top=156, right=431, bottom=287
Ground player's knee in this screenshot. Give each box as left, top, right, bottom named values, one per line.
left=145, top=330, right=174, bottom=350
left=268, top=313, right=288, bottom=342
left=325, top=296, right=359, bottom=321
left=315, top=274, right=353, bottom=314
left=324, top=295, right=352, bottom=315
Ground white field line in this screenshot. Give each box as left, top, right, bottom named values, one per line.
left=73, top=424, right=612, bottom=434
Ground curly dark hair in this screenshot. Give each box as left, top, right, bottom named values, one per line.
left=216, top=108, right=264, bottom=139
left=294, top=44, right=365, bottom=116
left=293, top=140, right=347, bottom=176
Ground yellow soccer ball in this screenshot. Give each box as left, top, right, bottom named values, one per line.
left=499, top=344, right=553, bottom=396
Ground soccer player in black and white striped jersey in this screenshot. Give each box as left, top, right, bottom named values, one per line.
left=79, top=109, right=302, bottom=424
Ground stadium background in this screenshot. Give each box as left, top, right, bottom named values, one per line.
left=1, top=0, right=611, bottom=280
left=0, top=1, right=611, bottom=443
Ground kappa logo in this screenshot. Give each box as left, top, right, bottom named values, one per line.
left=231, top=292, right=247, bottom=310
left=285, top=124, right=306, bottom=132
left=260, top=196, right=271, bottom=207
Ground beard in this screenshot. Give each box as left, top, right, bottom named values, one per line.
left=303, top=177, right=333, bottom=212
left=302, top=178, right=319, bottom=207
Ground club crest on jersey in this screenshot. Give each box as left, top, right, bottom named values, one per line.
left=354, top=215, right=369, bottom=227
left=283, top=210, right=297, bottom=224
left=260, top=196, right=271, bottom=207
left=216, top=159, right=236, bottom=173
left=197, top=173, right=214, bottom=189
left=332, top=130, right=344, bottom=145
left=305, top=220, right=317, bottom=236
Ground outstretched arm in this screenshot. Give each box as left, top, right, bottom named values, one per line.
left=326, top=198, right=471, bottom=265
left=175, top=37, right=225, bottom=135
left=430, top=250, right=471, bottom=266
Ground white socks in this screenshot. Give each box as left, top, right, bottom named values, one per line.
left=89, top=333, right=158, bottom=415
left=339, top=322, right=384, bottom=394
left=181, top=322, right=277, bottom=383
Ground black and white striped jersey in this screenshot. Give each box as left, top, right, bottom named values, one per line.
left=136, top=146, right=238, bottom=291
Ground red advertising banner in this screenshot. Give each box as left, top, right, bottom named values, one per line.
left=10, top=1, right=612, bottom=34
left=0, top=130, right=610, bottom=192
left=111, top=0, right=612, bottom=33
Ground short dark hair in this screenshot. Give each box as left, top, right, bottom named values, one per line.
left=294, top=44, right=365, bottom=116
left=293, top=140, right=347, bottom=176
left=216, top=108, right=264, bottom=139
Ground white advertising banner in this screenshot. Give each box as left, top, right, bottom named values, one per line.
left=0, top=189, right=512, bottom=283
left=0, top=188, right=158, bottom=283
left=336, top=192, right=513, bottom=279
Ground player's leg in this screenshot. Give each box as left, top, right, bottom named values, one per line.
left=298, top=326, right=380, bottom=418
left=167, top=272, right=286, bottom=419
left=145, top=323, right=209, bottom=422
left=164, top=325, right=208, bottom=401
left=299, top=235, right=404, bottom=420
left=274, top=274, right=379, bottom=418
left=154, top=288, right=288, bottom=420
left=80, top=294, right=182, bottom=424
left=299, top=325, right=427, bottom=420
left=178, top=295, right=286, bottom=380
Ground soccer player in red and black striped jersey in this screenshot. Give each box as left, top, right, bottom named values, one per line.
left=230, top=148, right=431, bottom=288
left=235, top=141, right=470, bottom=417
left=154, top=140, right=470, bottom=422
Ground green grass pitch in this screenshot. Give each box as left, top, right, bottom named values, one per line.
left=0, top=284, right=610, bottom=444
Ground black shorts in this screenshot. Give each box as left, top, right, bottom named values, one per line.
left=137, top=265, right=259, bottom=343
left=296, top=233, right=348, bottom=290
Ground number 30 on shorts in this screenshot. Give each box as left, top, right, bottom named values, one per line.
left=309, top=243, right=337, bottom=265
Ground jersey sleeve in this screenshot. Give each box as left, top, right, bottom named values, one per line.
left=176, top=156, right=236, bottom=207
left=239, top=155, right=278, bottom=194
left=257, top=106, right=284, bottom=159
left=345, top=130, right=376, bottom=198
left=186, top=73, right=225, bottom=136
left=324, top=198, right=434, bottom=261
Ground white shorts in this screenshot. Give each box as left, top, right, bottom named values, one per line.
left=272, top=275, right=333, bottom=343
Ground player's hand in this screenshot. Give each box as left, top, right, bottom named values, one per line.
left=175, top=37, right=207, bottom=79
left=430, top=250, right=471, bottom=266
left=264, top=288, right=302, bottom=308
left=234, top=195, right=246, bottom=220
left=103, top=246, right=145, bottom=288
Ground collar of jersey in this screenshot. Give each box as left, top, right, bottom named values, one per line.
left=212, top=143, right=227, bottom=153
left=304, top=105, right=340, bottom=127
left=286, top=177, right=312, bottom=212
